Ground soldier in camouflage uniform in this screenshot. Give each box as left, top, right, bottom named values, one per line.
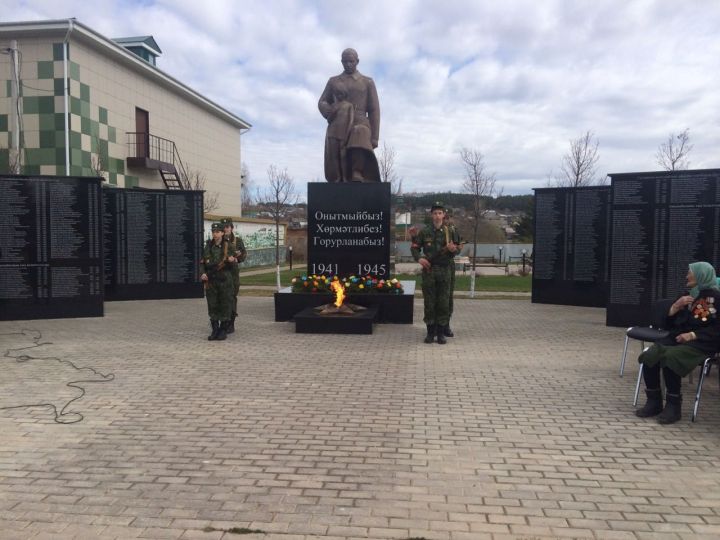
left=221, top=218, right=247, bottom=334
left=411, top=202, right=460, bottom=344
left=200, top=223, right=236, bottom=341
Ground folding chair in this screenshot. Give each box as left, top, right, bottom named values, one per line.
left=634, top=353, right=719, bottom=421
left=620, top=327, right=669, bottom=377
left=691, top=354, right=719, bottom=422
left=619, top=299, right=673, bottom=377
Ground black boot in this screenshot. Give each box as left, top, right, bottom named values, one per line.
left=208, top=320, right=219, bottom=341
left=216, top=321, right=228, bottom=341
left=227, top=313, right=236, bottom=334
left=657, top=392, right=682, bottom=424
left=424, top=324, right=435, bottom=344
left=635, top=388, right=663, bottom=417
left=436, top=325, right=447, bottom=345
left=443, top=325, right=454, bottom=337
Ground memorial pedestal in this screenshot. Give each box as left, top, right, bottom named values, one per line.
left=295, top=305, right=378, bottom=334
left=274, top=281, right=415, bottom=323
left=274, top=181, right=414, bottom=326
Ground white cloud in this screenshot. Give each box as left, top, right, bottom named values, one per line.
left=3, top=0, right=719, bottom=197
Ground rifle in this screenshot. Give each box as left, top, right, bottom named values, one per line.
left=421, top=226, right=465, bottom=271
left=203, top=240, right=229, bottom=289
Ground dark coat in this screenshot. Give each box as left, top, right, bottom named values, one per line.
left=659, top=288, right=720, bottom=355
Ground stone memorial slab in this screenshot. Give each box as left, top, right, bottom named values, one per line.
left=103, top=187, right=204, bottom=301
left=0, top=175, right=103, bottom=320
left=607, top=169, right=720, bottom=327
left=532, top=186, right=611, bottom=307
left=307, top=182, right=391, bottom=278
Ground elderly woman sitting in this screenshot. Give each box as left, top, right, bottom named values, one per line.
left=636, top=261, right=720, bottom=424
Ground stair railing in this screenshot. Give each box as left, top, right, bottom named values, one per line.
left=127, top=132, right=190, bottom=189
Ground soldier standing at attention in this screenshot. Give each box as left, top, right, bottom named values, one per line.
left=221, top=218, right=247, bottom=334
left=200, top=223, right=236, bottom=341
left=411, top=202, right=459, bottom=344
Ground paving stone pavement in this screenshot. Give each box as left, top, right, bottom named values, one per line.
left=1, top=297, right=720, bottom=540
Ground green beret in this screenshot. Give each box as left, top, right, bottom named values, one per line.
left=431, top=201, right=445, bottom=211
left=211, top=222, right=224, bottom=232
left=220, top=217, right=234, bottom=227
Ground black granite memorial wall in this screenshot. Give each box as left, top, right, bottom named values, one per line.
left=307, top=182, right=391, bottom=278
left=103, top=187, right=204, bottom=301
left=0, top=175, right=103, bottom=320
left=606, top=169, right=720, bottom=327
left=531, top=186, right=611, bottom=307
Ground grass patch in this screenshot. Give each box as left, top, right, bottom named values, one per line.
left=398, top=273, right=531, bottom=292
left=240, top=267, right=307, bottom=287
left=237, top=289, right=277, bottom=297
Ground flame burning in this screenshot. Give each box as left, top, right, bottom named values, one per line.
left=330, top=280, right=345, bottom=307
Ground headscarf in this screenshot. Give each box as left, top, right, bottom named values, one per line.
left=688, top=261, right=719, bottom=298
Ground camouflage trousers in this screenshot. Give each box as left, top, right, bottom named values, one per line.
left=205, top=272, right=234, bottom=322
left=231, top=269, right=240, bottom=315
left=449, top=265, right=456, bottom=317
left=421, top=264, right=452, bottom=326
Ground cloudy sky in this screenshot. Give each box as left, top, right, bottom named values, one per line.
left=6, top=0, right=720, bottom=196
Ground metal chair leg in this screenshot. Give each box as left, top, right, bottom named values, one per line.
left=634, top=363, right=644, bottom=406
left=620, top=333, right=631, bottom=377
left=692, top=358, right=712, bottom=422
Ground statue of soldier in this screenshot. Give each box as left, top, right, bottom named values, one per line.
left=410, top=202, right=460, bottom=344
left=200, top=223, right=236, bottom=341
left=221, top=217, right=247, bottom=334
left=318, top=48, right=381, bottom=182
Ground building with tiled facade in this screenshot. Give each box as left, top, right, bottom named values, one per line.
left=0, top=19, right=251, bottom=217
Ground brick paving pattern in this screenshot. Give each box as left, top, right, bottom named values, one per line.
left=1, top=297, right=719, bottom=540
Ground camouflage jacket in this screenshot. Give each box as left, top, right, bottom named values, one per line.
left=224, top=233, right=247, bottom=263
left=201, top=239, right=232, bottom=276
left=410, top=224, right=460, bottom=267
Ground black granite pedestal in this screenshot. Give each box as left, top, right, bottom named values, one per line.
left=295, top=305, right=378, bottom=334
left=274, top=281, right=415, bottom=323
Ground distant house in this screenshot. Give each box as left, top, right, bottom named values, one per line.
left=0, top=18, right=251, bottom=216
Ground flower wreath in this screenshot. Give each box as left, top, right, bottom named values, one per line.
left=291, top=274, right=404, bottom=294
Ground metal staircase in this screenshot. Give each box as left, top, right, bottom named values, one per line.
left=126, top=132, right=190, bottom=190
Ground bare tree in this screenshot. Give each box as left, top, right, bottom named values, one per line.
left=656, top=128, right=693, bottom=171
left=0, top=145, right=21, bottom=175
left=460, top=147, right=497, bottom=298
left=185, top=167, right=220, bottom=214
left=90, top=136, right=107, bottom=180
left=378, top=141, right=403, bottom=196
left=555, top=130, right=600, bottom=187
left=257, top=165, right=298, bottom=289
left=240, top=162, right=253, bottom=210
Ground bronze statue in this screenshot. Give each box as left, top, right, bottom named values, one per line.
left=319, top=48, right=381, bottom=182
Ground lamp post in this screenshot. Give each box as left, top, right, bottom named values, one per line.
left=498, top=245, right=503, bottom=263
left=288, top=245, right=293, bottom=271
left=521, top=248, right=527, bottom=274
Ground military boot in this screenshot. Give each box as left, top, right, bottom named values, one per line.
left=657, top=392, right=682, bottom=424
left=208, top=320, right=219, bottom=341
left=216, top=321, right=228, bottom=341
left=436, top=325, right=447, bottom=345
left=443, top=324, right=454, bottom=337
left=635, top=388, right=663, bottom=417
left=227, top=312, right=236, bottom=334
left=424, top=324, right=435, bottom=344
